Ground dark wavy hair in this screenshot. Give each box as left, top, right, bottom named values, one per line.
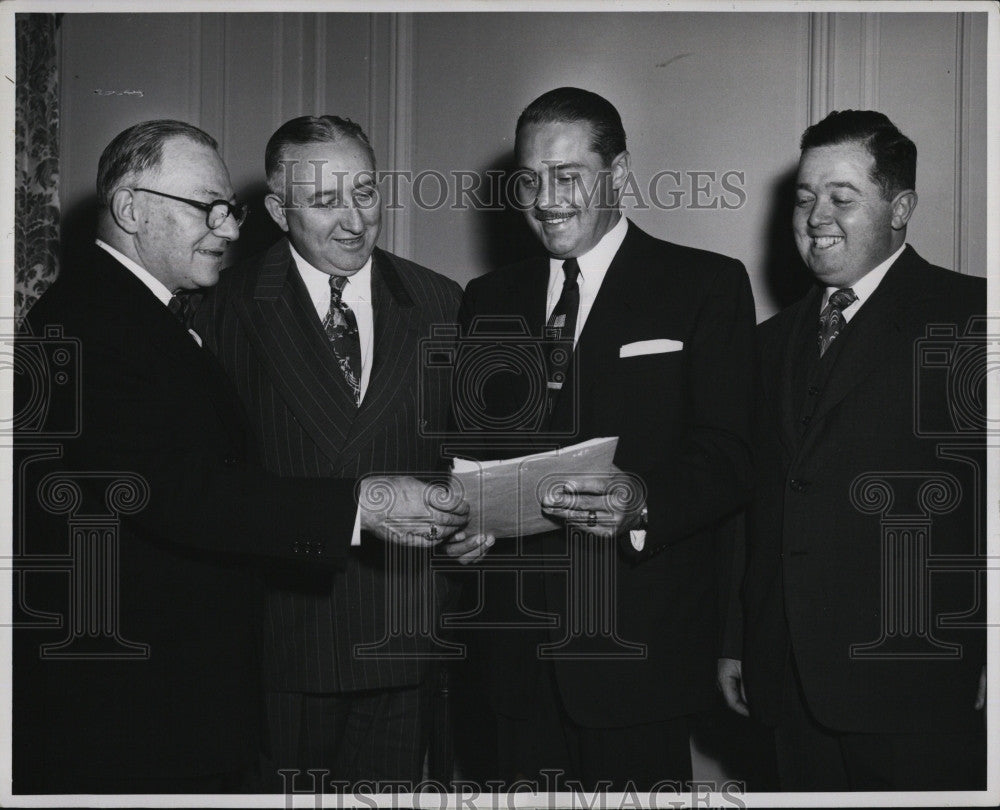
left=516, top=87, right=627, bottom=165
left=800, top=109, right=916, bottom=198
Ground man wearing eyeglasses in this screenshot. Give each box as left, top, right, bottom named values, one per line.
left=193, top=115, right=480, bottom=790
left=14, top=119, right=469, bottom=794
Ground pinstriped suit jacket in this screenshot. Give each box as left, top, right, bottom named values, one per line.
left=196, top=239, right=463, bottom=692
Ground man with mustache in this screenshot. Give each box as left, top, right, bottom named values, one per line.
left=718, top=110, right=986, bottom=790
left=455, top=87, right=756, bottom=790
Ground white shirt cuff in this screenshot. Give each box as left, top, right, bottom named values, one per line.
left=629, top=529, right=646, bottom=552
left=351, top=507, right=362, bottom=547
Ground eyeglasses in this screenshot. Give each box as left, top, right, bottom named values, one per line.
left=132, top=187, right=249, bottom=229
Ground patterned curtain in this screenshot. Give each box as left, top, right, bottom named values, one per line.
left=15, top=13, right=60, bottom=322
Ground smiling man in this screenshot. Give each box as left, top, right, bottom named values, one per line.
left=455, top=87, right=756, bottom=790
left=194, top=115, right=467, bottom=789
left=718, top=110, right=986, bottom=790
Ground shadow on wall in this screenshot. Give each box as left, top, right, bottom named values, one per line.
left=467, top=149, right=547, bottom=279
left=760, top=166, right=813, bottom=315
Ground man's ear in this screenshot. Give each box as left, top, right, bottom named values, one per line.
left=110, top=187, right=141, bottom=235
left=264, top=194, right=289, bottom=232
left=609, top=150, right=631, bottom=192
left=890, top=189, right=917, bottom=231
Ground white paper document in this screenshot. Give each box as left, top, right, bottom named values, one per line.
left=450, top=437, right=619, bottom=538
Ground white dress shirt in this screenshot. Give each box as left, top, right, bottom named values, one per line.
left=288, top=243, right=378, bottom=547
left=541, top=215, right=645, bottom=550
left=821, top=242, right=907, bottom=322
left=289, top=242, right=375, bottom=402
left=95, top=239, right=203, bottom=345
left=545, top=213, right=628, bottom=343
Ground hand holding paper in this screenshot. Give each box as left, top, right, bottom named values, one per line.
left=451, top=437, right=637, bottom=539
left=540, top=463, right=646, bottom=535
left=358, top=475, right=469, bottom=546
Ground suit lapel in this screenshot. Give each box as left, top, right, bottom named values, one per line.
left=336, top=248, right=419, bottom=461
left=93, top=251, right=250, bottom=448
left=807, top=252, right=913, bottom=425
left=793, top=248, right=920, bottom=459
left=551, top=222, right=641, bottom=430
left=233, top=239, right=357, bottom=467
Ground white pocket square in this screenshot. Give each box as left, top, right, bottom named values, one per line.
left=619, top=339, right=683, bottom=358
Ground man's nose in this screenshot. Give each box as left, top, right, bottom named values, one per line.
left=342, top=203, right=365, bottom=232
left=807, top=199, right=832, bottom=229
left=213, top=211, right=240, bottom=241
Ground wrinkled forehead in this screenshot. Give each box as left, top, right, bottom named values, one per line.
left=151, top=136, right=234, bottom=198
left=797, top=142, right=877, bottom=186
left=277, top=138, right=375, bottom=184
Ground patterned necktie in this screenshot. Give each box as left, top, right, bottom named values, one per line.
left=323, top=274, right=362, bottom=405
left=167, top=294, right=191, bottom=325
left=545, top=258, right=581, bottom=413
left=818, top=287, right=858, bottom=357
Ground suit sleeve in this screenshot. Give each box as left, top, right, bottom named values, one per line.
left=59, top=332, right=358, bottom=568
left=628, top=260, right=756, bottom=558
left=717, top=511, right=746, bottom=658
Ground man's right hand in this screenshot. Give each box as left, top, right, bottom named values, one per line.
left=717, top=657, right=749, bottom=717
left=359, top=475, right=469, bottom=546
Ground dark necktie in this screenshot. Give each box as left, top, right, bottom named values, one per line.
left=323, top=274, right=362, bottom=405
left=818, top=287, right=858, bottom=357
left=545, top=258, right=581, bottom=413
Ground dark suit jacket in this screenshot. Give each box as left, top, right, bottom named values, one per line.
left=13, top=247, right=357, bottom=788
left=195, top=240, right=463, bottom=692
left=739, top=246, right=986, bottom=734
left=456, top=220, right=756, bottom=727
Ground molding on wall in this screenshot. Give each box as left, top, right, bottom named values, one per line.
left=860, top=13, right=880, bottom=108
left=188, top=16, right=202, bottom=128
left=808, top=12, right=834, bottom=124
left=314, top=14, right=327, bottom=116
left=271, top=15, right=283, bottom=128
left=953, top=12, right=970, bottom=274
left=387, top=12, right=413, bottom=257
left=199, top=15, right=226, bottom=163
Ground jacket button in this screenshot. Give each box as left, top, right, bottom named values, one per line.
left=292, top=541, right=301, bottom=553
left=789, top=479, right=810, bottom=492
left=224, top=455, right=240, bottom=467
left=807, top=385, right=820, bottom=396
left=800, top=415, right=811, bottom=425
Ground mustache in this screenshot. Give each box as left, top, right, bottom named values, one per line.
left=532, top=210, right=577, bottom=222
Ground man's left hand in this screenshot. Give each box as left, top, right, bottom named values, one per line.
left=540, top=468, right=645, bottom=536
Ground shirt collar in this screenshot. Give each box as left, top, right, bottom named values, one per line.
left=548, top=213, right=627, bottom=283
left=288, top=241, right=373, bottom=306
left=95, top=238, right=174, bottom=307
left=822, top=242, right=907, bottom=309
